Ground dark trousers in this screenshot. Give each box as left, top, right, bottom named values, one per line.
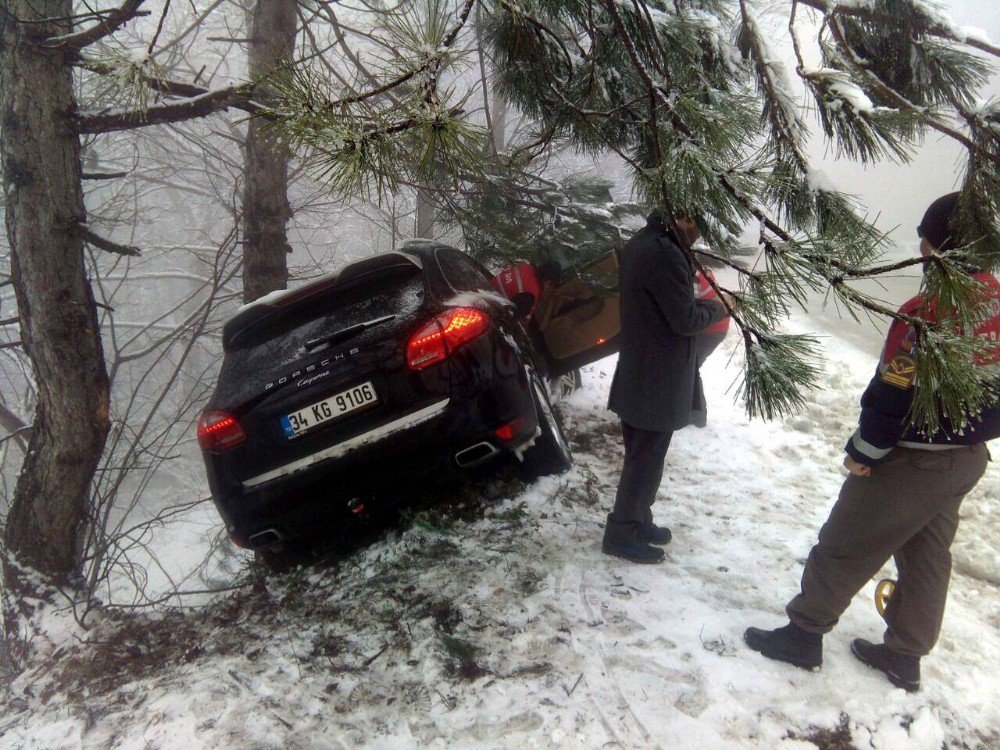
left=612, top=422, right=673, bottom=525
left=696, top=329, right=727, bottom=368
left=786, top=443, right=989, bottom=657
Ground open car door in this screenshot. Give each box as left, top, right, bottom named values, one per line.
left=492, top=244, right=732, bottom=382
left=530, top=251, right=621, bottom=377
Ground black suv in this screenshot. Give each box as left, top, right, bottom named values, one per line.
left=198, top=242, right=572, bottom=551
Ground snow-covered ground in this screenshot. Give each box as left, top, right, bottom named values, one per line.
left=1, top=323, right=998, bottom=749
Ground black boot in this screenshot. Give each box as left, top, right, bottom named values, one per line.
left=638, top=521, right=671, bottom=545
left=602, top=514, right=665, bottom=564
left=744, top=622, right=823, bottom=670
left=850, top=638, right=921, bottom=692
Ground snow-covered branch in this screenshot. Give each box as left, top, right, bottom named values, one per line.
left=76, top=85, right=256, bottom=134
left=795, top=0, right=1000, bottom=58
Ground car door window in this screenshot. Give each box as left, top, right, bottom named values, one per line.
left=533, top=250, right=621, bottom=369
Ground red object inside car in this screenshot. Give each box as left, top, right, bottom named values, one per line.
left=492, top=263, right=542, bottom=316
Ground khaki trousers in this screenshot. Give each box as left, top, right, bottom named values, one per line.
left=786, top=443, right=989, bottom=657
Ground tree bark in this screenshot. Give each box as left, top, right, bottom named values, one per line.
left=0, top=2, right=110, bottom=581
left=416, top=185, right=436, bottom=239
left=491, top=90, right=507, bottom=155
left=241, top=0, right=297, bottom=304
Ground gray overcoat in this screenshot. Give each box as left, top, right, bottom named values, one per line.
left=608, top=215, right=727, bottom=432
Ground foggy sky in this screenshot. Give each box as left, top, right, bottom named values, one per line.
left=813, top=1, right=1000, bottom=254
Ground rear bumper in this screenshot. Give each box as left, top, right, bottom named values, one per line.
left=242, top=399, right=451, bottom=489
left=210, top=370, right=537, bottom=547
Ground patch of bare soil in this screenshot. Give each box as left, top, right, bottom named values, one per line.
left=786, top=714, right=858, bottom=750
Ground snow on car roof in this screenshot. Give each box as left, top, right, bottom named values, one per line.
left=235, top=251, right=423, bottom=314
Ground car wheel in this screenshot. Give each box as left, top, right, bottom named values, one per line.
left=547, top=368, right=583, bottom=403
left=521, top=369, right=573, bottom=478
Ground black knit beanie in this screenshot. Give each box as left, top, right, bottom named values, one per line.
left=917, top=192, right=962, bottom=252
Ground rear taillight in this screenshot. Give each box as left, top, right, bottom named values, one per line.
left=197, top=411, right=246, bottom=452
left=406, top=307, right=491, bottom=371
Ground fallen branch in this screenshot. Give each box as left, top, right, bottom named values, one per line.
left=361, top=643, right=390, bottom=668
left=564, top=673, right=583, bottom=697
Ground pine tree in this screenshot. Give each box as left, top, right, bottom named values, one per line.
left=1, top=1, right=258, bottom=601
left=442, top=174, right=640, bottom=267
left=262, top=0, right=1000, bottom=433
left=436, top=171, right=751, bottom=292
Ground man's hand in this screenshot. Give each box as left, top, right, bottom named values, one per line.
left=844, top=455, right=872, bottom=477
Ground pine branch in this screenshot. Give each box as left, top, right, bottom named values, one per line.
left=796, top=0, right=1000, bottom=59
left=694, top=248, right=754, bottom=276
left=75, top=58, right=264, bottom=113
left=273, top=0, right=996, bottom=429
left=825, top=14, right=999, bottom=169
left=142, top=75, right=214, bottom=100
left=738, top=0, right=808, bottom=171
left=332, top=0, right=476, bottom=109
left=75, top=85, right=255, bottom=134
left=39, top=0, right=147, bottom=51
left=739, top=334, right=824, bottom=420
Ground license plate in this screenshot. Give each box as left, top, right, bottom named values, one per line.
left=280, top=381, right=378, bottom=438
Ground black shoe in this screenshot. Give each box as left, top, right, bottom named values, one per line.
left=744, top=622, right=823, bottom=670
left=639, top=522, right=672, bottom=546
left=602, top=514, right=665, bottom=564
left=850, top=638, right=921, bottom=692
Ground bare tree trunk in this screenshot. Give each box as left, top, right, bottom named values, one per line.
left=416, top=186, right=436, bottom=239
left=242, top=0, right=297, bottom=303
left=475, top=2, right=507, bottom=156
left=0, top=1, right=110, bottom=582
left=491, top=91, right=507, bottom=154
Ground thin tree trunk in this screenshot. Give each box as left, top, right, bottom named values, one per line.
left=0, top=1, right=110, bottom=582
left=416, top=185, right=436, bottom=239
left=475, top=3, right=507, bottom=156
left=491, top=91, right=507, bottom=155
left=242, top=0, right=297, bottom=303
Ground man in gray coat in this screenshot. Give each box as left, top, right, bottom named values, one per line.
left=603, top=210, right=730, bottom=563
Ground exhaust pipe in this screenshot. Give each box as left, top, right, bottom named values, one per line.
left=455, top=441, right=499, bottom=468
left=247, top=528, right=284, bottom=548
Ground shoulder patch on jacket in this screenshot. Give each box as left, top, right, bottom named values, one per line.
left=881, top=353, right=916, bottom=389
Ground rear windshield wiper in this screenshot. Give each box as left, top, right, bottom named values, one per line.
left=303, top=314, right=396, bottom=352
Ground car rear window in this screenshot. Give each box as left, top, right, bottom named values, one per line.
left=216, top=267, right=425, bottom=395
left=436, top=248, right=494, bottom=293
